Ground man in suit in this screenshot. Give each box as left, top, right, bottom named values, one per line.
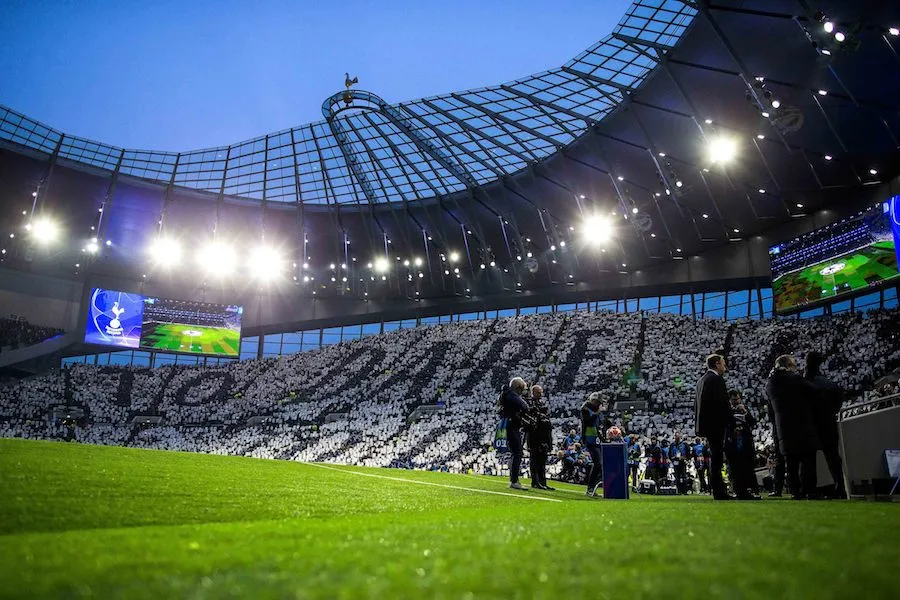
left=804, top=351, right=845, bottom=498
left=695, top=354, right=735, bottom=500
left=525, top=384, right=555, bottom=490
left=500, top=377, right=530, bottom=490
left=766, top=355, right=819, bottom=499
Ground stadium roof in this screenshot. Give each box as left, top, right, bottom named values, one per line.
left=0, top=0, right=697, bottom=206
left=1, top=0, right=899, bottom=304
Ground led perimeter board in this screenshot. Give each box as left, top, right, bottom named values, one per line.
left=769, top=197, right=900, bottom=314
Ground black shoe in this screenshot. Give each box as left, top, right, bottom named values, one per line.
left=768, top=492, right=783, bottom=498
left=713, top=493, right=737, bottom=501
left=544, top=485, right=556, bottom=491
left=737, top=493, right=762, bottom=500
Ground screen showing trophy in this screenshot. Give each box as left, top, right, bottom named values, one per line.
left=83, top=288, right=144, bottom=348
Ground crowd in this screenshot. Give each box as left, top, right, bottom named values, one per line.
left=0, top=317, right=63, bottom=351
left=0, top=307, right=898, bottom=488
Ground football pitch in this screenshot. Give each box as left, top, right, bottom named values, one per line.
left=0, top=439, right=897, bottom=599
left=139, top=322, right=240, bottom=356
left=773, top=240, right=900, bottom=313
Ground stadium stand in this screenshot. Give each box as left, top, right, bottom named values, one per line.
left=0, top=317, right=64, bottom=352
left=2, top=307, right=900, bottom=482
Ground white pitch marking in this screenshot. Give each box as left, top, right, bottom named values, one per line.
left=307, top=463, right=563, bottom=503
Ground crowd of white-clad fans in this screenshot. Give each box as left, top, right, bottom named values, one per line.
left=1, top=306, right=899, bottom=477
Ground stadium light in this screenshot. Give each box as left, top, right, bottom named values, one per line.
left=148, top=237, right=181, bottom=266
left=30, top=217, right=59, bottom=243
left=823, top=21, right=834, bottom=33
left=448, top=251, right=460, bottom=263
left=249, top=245, right=283, bottom=280
left=374, top=257, right=389, bottom=273
left=581, top=215, right=614, bottom=246
left=414, top=257, right=423, bottom=267
left=197, top=241, right=235, bottom=277
left=707, top=135, right=738, bottom=164
left=890, top=27, right=899, bottom=36
left=86, top=239, right=99, bottom=254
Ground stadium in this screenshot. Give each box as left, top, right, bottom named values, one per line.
left=1, top=1, right=900, bottom=598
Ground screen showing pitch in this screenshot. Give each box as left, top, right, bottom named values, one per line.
left=139, top=296, right=242, bottom=357
left=769, top=198, right=900, bottom=314
left=84, top=288, right=144, bottom=348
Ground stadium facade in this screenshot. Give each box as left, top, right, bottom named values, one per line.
left=1, top=0, right=900, bottom=369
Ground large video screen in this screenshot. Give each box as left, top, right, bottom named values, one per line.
left=139, top=297, right=243, bottom=357
left=84, top=288, right=144, bottom=348
left=84, top=289, right=242, bottom=357
left=770, top=197, right=900, bottom=314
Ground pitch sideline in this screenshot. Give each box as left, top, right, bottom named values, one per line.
left=307, top=462, right=564, bottom=503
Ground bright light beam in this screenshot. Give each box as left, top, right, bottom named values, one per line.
left=707, top=135, right=738, bottom=164
left=198, top=241, right=235, bottom=277
left=581, top=215, right=614, bottom=246
left=148, top=237, right=181, bottom=266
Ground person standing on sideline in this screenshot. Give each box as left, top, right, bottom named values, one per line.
left=766, top=355, right=819, bottom=500
left=500, top=377, right=530, bottom=490
left=526, top=384, right=555, bottom=490
left=627, top=436, right=642, bottom=490
left=804, top=351, right=845, bottom=498
left=692, top=436, right=709, bottom=494
left=695, top=354, right=736, bottom=500
left=581, top=392, right=607, bottom=496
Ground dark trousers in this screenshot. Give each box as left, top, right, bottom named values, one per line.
left=727, top=451, right=757, bottom=496
left=673, top=461, right=687, bottom=492
left=696, top=465, right=709, bottom=492
left=586, top=445, right=602, bottom=491
left=772, top=447, right=785, bottom=494
left=508, top=428, right=523, bottom=484
left=629, top=464, right=639, bottom=487
left=708, top=434, right=728, bottom=497
left=818, top=422, right=845, bottom=495
left=529, top=449, right=547, bottom=487
left=560, top=460, right=574, bottom=481
left=786, top=451, right=817, bottom=498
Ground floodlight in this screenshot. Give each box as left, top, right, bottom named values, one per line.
left=248, top=245, right=283, bottom=280
left=31, top=217, right=59, bottom=243
left=414, top=257, right=423, bottom=267
left=448, top=251, right=460, bottom=263
left=707, top=135, right=738, bottom=164
left=771, top=99, right=781, bottom=109
left=86, top=240, right=99, bottom=254
left=581, top=215, right=614, bottom=245
left=823, top=21, right=834, bottom=33
left=148, top=237, right=181, bottom=266
left=374, top=257, right=389, bottom=273
left=834, top=31, right=845, bottom=42
left=890, top=27, right=899, bottom=36
left=632, top=207, right=639, bottom=214
left=197, top=241, right=235, bottom=277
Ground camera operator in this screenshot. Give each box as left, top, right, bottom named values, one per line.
left=525, top=384, right=555, bottom=490
left=581, top=392, right=611, bottom=496
left=500, top=377, right=530, bottom=490
left=669, top=431, right=690, bottom=494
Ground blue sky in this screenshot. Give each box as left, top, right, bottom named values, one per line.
left=0, top=0, right=630, bottom=151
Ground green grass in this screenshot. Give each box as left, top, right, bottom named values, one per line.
left=139, top=322, right=241, bottom=356
left=0, top=439, right=898, bottom=599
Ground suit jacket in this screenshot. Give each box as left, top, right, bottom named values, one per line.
left=766, top=370, right=819, bottom=455
left=695, top=370, right=731, bottom=438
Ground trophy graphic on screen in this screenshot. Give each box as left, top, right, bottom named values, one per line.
left=105, top=302, right=125, bottom=336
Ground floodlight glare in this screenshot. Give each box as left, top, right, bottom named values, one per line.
left=148, top=237, right=181, bottom=266
left=31, top=217, right=59, bottom=243
left=707, top=136, right=738, bottom=164
left=890, top=27, right=899, bottom=36
left=249, top=245, right=283, bottom=280
left=834, top=31, right=845, bottom=42
left=374, top=257, right=390, bottom=273
left=581, top=215, right=614, bottom=245
left=448, top=251, right=460, bottom=263
left=414, top=257, right=423, bottom=267
left=198, top=241, right=235, bottom=277
left=823, top=21, right=834, bottom=33
left=86, top=240, right=99, bottom=254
